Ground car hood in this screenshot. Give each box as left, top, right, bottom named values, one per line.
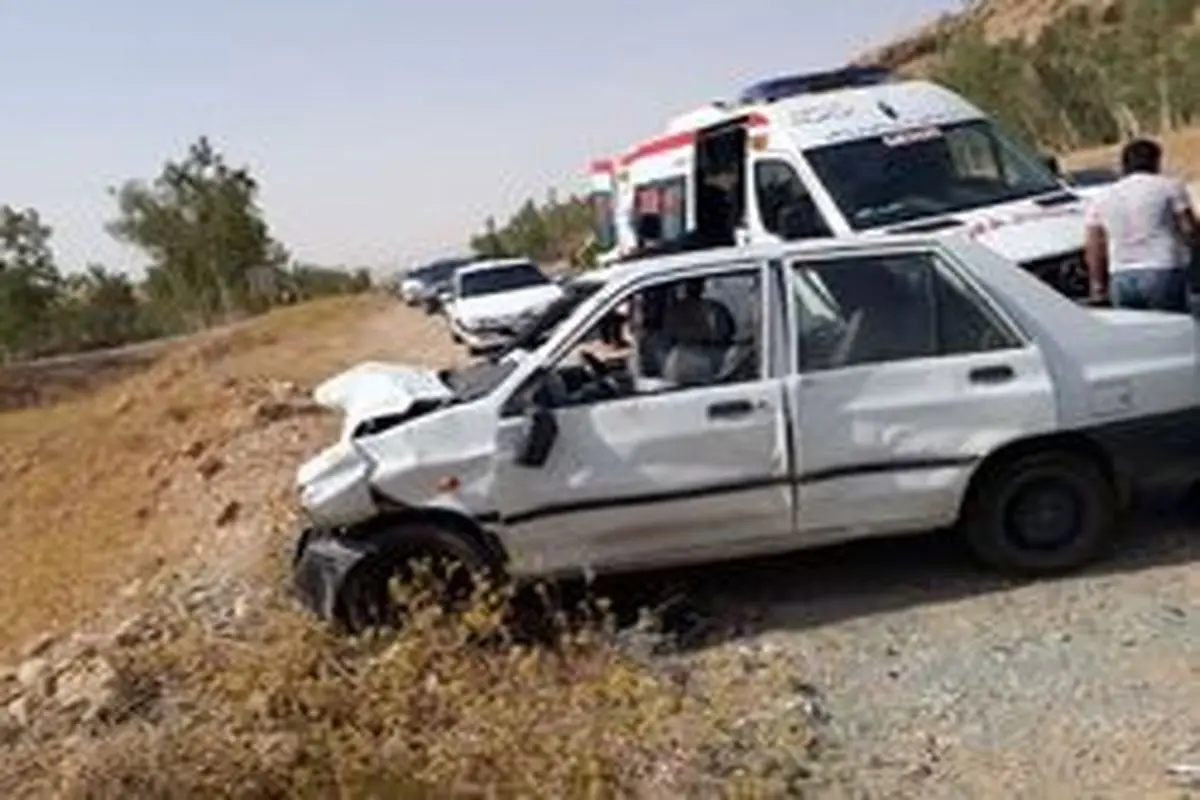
left=313, top=360, right=454, bottom=437
left=954, top=195, right=1087, bottom=264
left=451, top=284, right=563, bottom=320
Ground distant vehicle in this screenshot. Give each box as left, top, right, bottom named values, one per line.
left=491, top=266, right=620, bottom=360
left=1065, top=166, right=1120, bottom=187
left=1063, top=167, right=1119, bottom=200
left=293, top=230, right=1200, bottom=629
left=399, top=257, right=474, bottom=313
left=587, top=64, right=1097, bottom=300
left=444, top=258, right=565, bottom=355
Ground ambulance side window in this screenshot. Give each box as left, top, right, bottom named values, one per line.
left=753, top=159, right=832, bottom=240
left=634, top=177, right=688, bottom=243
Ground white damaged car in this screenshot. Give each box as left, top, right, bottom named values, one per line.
left=293, top=232, right=1200, bottom=628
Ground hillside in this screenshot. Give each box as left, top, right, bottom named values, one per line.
left=858, top=0, right=1200, bottom=171
left=862, top=0, right=1120, bottom=75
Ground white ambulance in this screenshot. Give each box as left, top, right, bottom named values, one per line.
left=587, top=66, right=1092, bottom=299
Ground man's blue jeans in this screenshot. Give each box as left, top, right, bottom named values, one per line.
left=1110, top=267, right=1189, bottom=312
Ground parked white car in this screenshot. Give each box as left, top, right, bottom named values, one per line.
left=293, top=232, right=1200, bottom=628
left=443, top=259, right=565, bottom=354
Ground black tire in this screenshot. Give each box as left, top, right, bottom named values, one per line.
left=959, top=449, right=1117, bottom=576
left=333, top=522, right=501, bottom=633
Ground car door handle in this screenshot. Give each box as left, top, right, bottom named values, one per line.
left=707, top=399, right=756, bottom=419
left=968, top=364, right=1015, bottom=384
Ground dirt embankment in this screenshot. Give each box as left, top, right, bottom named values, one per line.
left=0, top=297, right=825, bottom=798
left=0, top=294, right=462, bottom=658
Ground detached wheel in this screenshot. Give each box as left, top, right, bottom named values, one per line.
left=960, top=449, right=1117, bottom=575
left=333, top=523, right=501, bottom=634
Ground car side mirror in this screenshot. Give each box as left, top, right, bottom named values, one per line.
left=514, top=404, right=558, bottom=467
left=1042, top=153, right=1061, bottom=177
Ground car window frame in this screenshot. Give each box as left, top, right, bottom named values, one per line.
left=752, top=157, right=833, bottom=240
left=784, top=244, right=1032, bottom=375
left=499, top=258, right=770, bottom=417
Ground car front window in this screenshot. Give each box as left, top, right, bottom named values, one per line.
left=804, top=119, right=1063, bottom=231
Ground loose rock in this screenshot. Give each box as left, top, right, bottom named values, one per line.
left=22, top=633, right=57, bottom=659
left=16, top=657, right=53, bottom=698
left=197, top=455, right=225, bottom=480
left=6, top=695, right=32, bottom=728
left=215, top=500, right=241, bottom=527
left=54, top=655, right=124, bottom=724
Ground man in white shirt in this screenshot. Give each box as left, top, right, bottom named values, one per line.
left=1083, top=138, right=1196, bottom=312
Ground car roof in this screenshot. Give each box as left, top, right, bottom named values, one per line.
left=457, top=257, right=539, bottom=276
left=759, top=79, right=985, bottom=150
left=584, top=232, right=1068, bottom=311
left=569, top=264, right=621, bottom=285
left=410, top=256, right=473, bottom=275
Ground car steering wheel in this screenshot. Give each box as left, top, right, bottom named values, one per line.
left=579, top=350, right=623, bottom=399
left=580, top=350, right=608, bottom=376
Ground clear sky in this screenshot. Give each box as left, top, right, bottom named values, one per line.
left=0, top=0, right=958, bottom=276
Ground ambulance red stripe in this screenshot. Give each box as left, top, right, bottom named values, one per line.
left=590, top=111, right=769, bottom=173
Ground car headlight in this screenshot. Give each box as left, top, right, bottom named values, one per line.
left=475, top=317, right=508, bottom=331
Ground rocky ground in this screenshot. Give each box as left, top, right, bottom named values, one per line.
left=663, top=499, right=1200, bottom=797
left=0, top=296, right=1196, bottom=798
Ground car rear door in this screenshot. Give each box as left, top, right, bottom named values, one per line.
left=778, top=240, right=1060, bottom=542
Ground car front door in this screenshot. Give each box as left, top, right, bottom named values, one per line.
left=779, top=242, right=1060, bottom=542
left=489, top=259, right=795, bottom=578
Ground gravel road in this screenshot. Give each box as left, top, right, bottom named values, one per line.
left=619, top=486, right=1199, bottom=797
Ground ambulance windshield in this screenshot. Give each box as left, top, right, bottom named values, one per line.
left=805, top=119, right=1064, bottom=230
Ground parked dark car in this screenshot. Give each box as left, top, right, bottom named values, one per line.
left=398, top=256, right=476, bottom=313
left=1064, top=166, right=1119, bottom=190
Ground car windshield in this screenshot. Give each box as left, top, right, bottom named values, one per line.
left=804, top=119, right=1063, bottom=230
left=458, top=262, right=549, bottom=297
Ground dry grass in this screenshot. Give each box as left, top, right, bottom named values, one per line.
left=2, top=584, right=821, bottom=798
left=0, top=295, right=823, bottom=798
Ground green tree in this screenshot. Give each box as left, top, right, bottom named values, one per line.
left=0, top=206, right=62, bottom=360
left=470, top=193, right=595, bottom=269
left=471, top=216, right=510, bottom=258
left=931, top=0, right=1200, bottom=151
left=53, top=264, right=151, bottom=351
left=106, top=136, right=289, bottom=331
left=285, top=263, right=374, bottom=301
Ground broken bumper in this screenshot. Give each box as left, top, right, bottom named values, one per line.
left=292, top=527, right=377, bottom=622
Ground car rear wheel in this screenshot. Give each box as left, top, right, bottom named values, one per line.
left=960, top=449, right=1117, bottom=575
left=333, top=522, right=502, bottom=634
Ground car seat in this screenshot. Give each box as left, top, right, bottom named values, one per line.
left=661, top=297, right=741, bottom=386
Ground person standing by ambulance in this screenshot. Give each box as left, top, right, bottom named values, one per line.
left=1084, top=137, right=1197, bottom=312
